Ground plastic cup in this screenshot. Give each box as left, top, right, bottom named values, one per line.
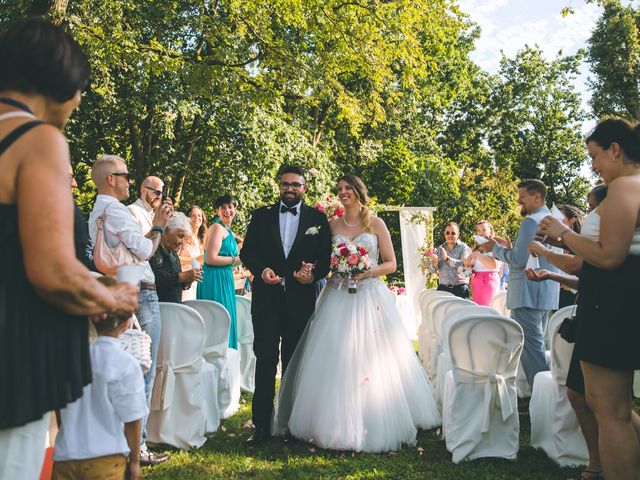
left=116, top=264, right=146, bottom=285
left=191, top=258, right=201, bottom=270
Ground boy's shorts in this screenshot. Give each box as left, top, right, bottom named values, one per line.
left=52, top=453, right=126, bottom=479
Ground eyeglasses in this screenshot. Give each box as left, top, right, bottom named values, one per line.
left=445, top=231, right=457, bottom=235
left=280, top=181, right=305, bottom=190
left=111, top=172, right=133, bottom=181
left=143, top=185, right=163, bottom=196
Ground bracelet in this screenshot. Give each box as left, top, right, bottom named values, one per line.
left=230, top=256, right=236, bottom=265
left=150, top=226, right=165, bottom=235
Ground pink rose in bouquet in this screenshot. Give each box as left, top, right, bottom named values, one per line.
left=315, top=194, right=345, bottom=220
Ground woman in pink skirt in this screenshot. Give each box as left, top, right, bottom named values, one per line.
left=464, top=220, right=502, bottom=306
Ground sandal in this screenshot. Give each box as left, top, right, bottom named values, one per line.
left=576, top=469, right=604, bottom=480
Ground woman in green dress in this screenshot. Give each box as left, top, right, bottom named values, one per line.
left=197, top=194, right=240, bottom=349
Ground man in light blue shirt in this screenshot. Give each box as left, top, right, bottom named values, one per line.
left=482, top=179, right=559, bottom=387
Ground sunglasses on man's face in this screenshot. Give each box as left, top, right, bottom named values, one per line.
left=143, top=185, right=163, bottom=196
left=445, top=231, right=457, bottom=235
left=111, top=172, right=133, bottom=181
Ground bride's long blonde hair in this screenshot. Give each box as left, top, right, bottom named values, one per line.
left=339, top=174, right=373, bottom=233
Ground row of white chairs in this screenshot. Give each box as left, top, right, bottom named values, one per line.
left=146, top=297, right=256, bottom=449
left=417, top=289, right=524, bottom=463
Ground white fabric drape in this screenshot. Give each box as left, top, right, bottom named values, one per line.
left=398, top=208, right=433, bottom=339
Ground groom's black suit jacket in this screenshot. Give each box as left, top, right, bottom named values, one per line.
left=240, top=201, right=332, bottom=321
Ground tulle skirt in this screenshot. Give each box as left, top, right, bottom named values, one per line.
left=273, top=276, right=441, bottom=452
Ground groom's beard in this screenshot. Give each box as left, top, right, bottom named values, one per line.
left=281, top=192, right=303, bottom=207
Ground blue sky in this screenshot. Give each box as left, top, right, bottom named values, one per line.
left=456, top=0, right=603, bottom=128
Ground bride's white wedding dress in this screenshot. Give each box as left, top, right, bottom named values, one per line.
left=272, top=232, right=441, bottom=453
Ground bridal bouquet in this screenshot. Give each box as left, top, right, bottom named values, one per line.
left=330, top=241, right=370, bottom=293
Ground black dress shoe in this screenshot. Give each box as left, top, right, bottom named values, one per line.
left=140, top=450, right=170, bottom=466
left=247, top=427, right=271, bottom=446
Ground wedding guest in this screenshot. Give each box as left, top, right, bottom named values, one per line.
left=89, top=155, right=172, bottom=466
left=53, top=276, right=147, bottom=480
left=180, top=205, right=207, bottom=301
left=0, top=18, right=138, bottom=479
left=428, top=222, right=471, bottom=298
left=128, top=175, right=165, bottom=234
left=528, top=188, right=609, bottom=480
left=480, top=179, right=559, bottom=387
left=464, top=220, right=502, bottom=306
left=538, top=118, right=640, bottom=480
left=150, top=212, right=202, bottom=303
left=197, top=194, right=241, bottom=349
left=556, top=204, right=585, bottom=308
left=586, top=184, right=607, bottom=213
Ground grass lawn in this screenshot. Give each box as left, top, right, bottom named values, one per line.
left=143, top=393, right=584, bottom=480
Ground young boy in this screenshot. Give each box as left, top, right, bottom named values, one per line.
left=52, top=277, right=147, bottom=480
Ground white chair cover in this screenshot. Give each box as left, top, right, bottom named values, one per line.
left=529, top=306, right=588, bottom=466
left=147, top=303, right=209, bottom=449
left=442, top=314, right=523, bottom=463
left=489, top=291, right=509, bottom=317
left=420, top=296, right=468, bottom=378
left=417, top=290, right=454, bottom=363
left=235, top=295, right=256, bottom=393
left=183, top=300, right=241, bottom=418
left=434, top=304, right=499, bottom=412
left=429, top=298, right=475, bottom=380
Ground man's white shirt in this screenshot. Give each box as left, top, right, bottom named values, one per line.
left=128, top=197, right=154, bottom=235
left=279, top=200, right=301, bottom=258
left=89, top=194, right=155, bottom=283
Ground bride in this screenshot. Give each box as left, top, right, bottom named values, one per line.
left=273, top=174, right=441, bottom=453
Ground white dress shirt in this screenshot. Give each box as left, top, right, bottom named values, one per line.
left=127, top=197, right=154, bottom=235
left=53, top=336, right=148, bottom=461
left=279, top=201, right=301, bottom=258
left=89, top=194, right=155, bottom=283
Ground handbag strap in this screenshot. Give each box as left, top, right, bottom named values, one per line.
left=131, top=313, right=142, bottom=331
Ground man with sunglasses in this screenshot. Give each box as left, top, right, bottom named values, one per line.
left=88, top=156, right=173, bottom=466
left=240, top=165, right=332, bottom=446
left=128, top=176, right=165, bottom=234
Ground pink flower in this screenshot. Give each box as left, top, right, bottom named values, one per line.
left=340, top=247, right=350, bottom=256
left=309, top=167, right=319, bottom=176
left=336, top=208, right=345, bottom=217
left=398, top=287, right=406, bottom=295
left=316, top=204, right=325, bottom=213
left=338, top=242, right=346, bottom=248
left=426, top=248, right=435, bottom=256
left=330, top=256, right=339, bottom=268
left=357, top=247, right=366, bottom=255
left=347, top=254, right=359, bottom=266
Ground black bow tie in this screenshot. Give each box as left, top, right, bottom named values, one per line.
left=280, top=205, right=298, bottom=215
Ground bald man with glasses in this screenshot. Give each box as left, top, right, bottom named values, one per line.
left=128, top=176, right=165, bottom=234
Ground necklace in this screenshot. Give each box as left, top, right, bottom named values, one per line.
left=343, top=214, right=361, bottom=228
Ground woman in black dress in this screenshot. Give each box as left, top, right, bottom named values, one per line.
left=0, top=18, right=138, bottom=478
left=539, top=118, right=640, bottom=480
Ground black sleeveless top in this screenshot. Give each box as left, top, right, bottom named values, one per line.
left=0, top=106, right=91, bottom=429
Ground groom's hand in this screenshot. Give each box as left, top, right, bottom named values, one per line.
left=293, top=261, right=315, bottom=285
left=262, top=268, right=283, bottom=285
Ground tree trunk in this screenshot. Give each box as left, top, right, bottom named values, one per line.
left=30, top=0, right=69, bottom=24
left=171, top=115, right=202, bottom=208
left=127, top=112, right=147, bottom=185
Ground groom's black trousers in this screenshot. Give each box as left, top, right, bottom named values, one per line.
left=251, top=286, right=308, bottom=430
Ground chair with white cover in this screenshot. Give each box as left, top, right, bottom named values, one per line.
left=417, top=290, right=454, bottom=363
left=147, top=303, right=214, bottom=449
left=418, top=291, right=455, bottom=362
left=442, top=314, right=523, bottom=463
left=434, top=304, right=499, bottom=412
left=489, top=291, right=509, bottom=317
left=420, top=295, right=467, bottom=378
left=235, top=295, right=255, bottom=393
left=183, top=299, right=241, bottom=418
left=529, top=306, right=588, bottom=466
left=490, top=292, right=531, bottom=398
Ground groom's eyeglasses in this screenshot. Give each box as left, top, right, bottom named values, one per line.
left=280, top=181, right=305, bottom=190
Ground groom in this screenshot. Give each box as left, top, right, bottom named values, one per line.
left=240, top=165, right=332, bottom=445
